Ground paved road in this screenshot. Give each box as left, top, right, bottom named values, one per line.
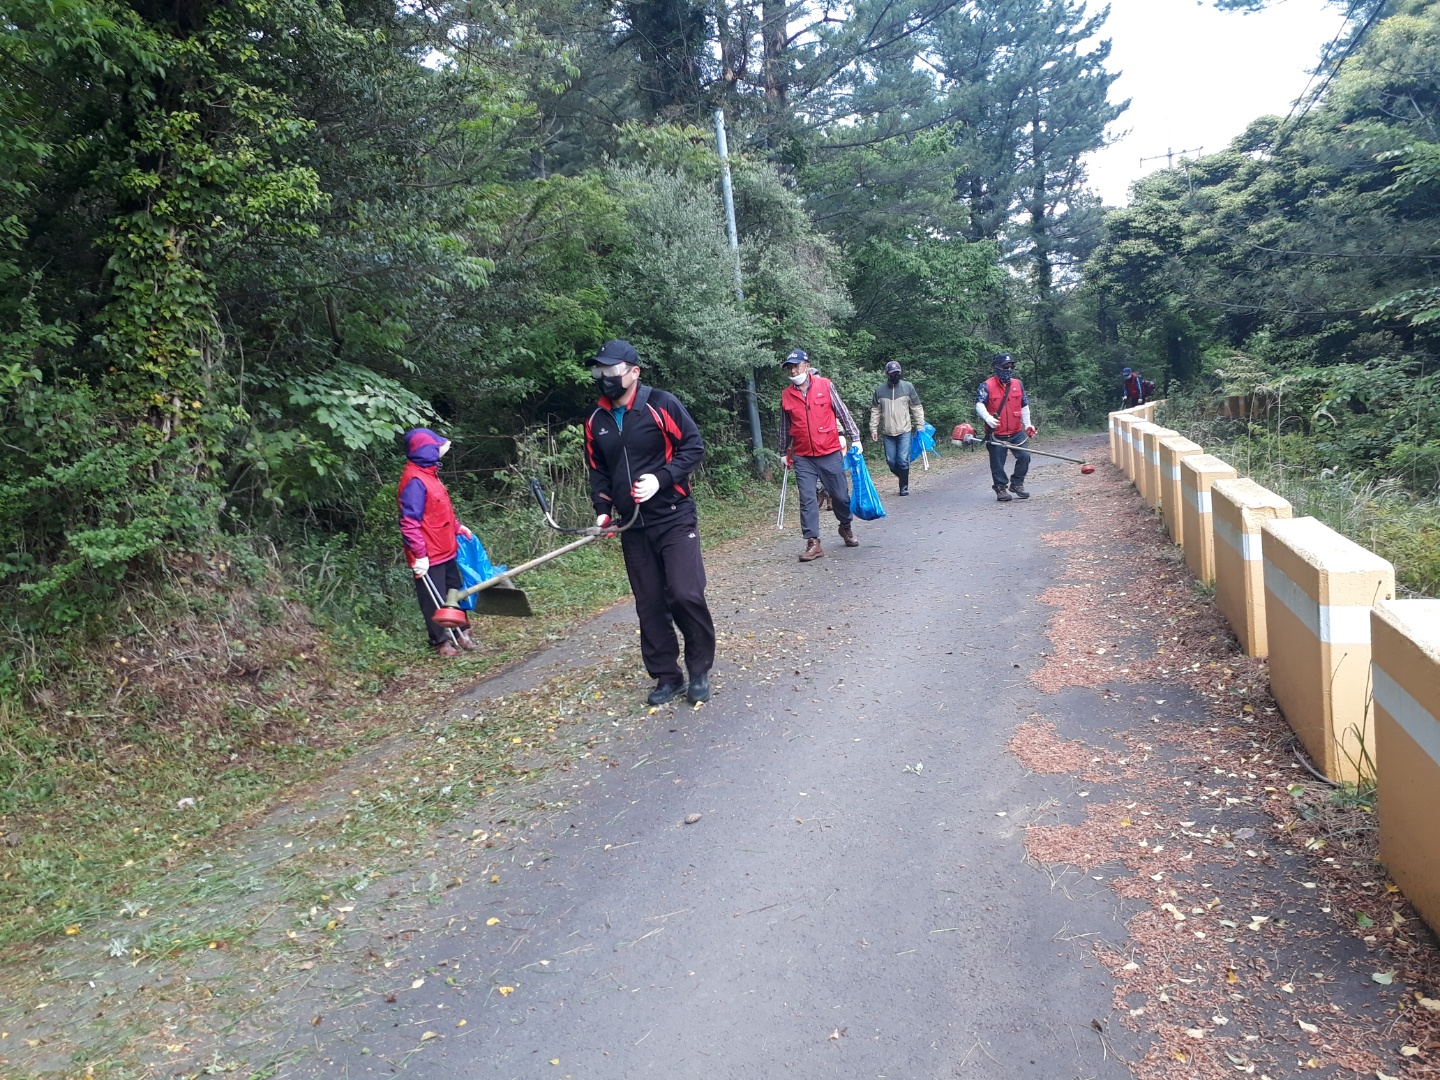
left=301, top=441, right=1144, bottom=1078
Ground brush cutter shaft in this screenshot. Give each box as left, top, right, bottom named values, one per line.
left=444, top=535, right=597, bottom=608
left=964, top=436, right=1087, bottom=466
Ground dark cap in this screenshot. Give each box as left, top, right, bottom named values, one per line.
left=783, top=349, right=808, bottom=366
left=992, top=352, right=1015, bottom=367
left=884, top=361, right=902, bottom=376
left=591, top=339, right=639, bottom=367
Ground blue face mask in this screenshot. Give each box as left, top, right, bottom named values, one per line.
left=994, top=363, right=1014, bottom=383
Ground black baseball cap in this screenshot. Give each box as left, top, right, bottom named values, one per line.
left=591, top=339, right=639, bottom=367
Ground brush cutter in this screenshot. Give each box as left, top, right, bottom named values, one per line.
left=430, top=480, right=640, bottom=625
left=959, top=435, right=1096, bottom=473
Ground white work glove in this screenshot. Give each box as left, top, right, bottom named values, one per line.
left=412, top=557, right=430, bottom=578
left=631, top=473, right=660, bottom=502
left=976, top=407, right=998, bottom=429
left=852, top=438, right=862, bottom=453
left=596, top=513, right=612, bottom=529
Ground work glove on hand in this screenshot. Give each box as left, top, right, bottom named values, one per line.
left=412, top=557, right=430, bottom=578
left=838, top=435, right=848, bottom=452
left=631, top=473, right=660, bottom=503
left=784, top=454, right=793, bottom=469
left=852, top=439, right=863, bottom=453
left=1025, top=425, right=1037, bottom=438
left=595, top=513, right=612, bottom=529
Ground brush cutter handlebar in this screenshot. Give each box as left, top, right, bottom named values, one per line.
left=529, top=478, right=641, bottom=536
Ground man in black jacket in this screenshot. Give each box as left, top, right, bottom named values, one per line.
left=584, top=340, right=716, bottom=706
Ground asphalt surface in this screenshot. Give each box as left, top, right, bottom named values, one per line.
left=291, top=439, right=1153, bottom=1079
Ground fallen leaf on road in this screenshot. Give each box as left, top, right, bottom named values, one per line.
left=411, top=978, right=425, bottom=989
left=1371, top=972, right=1394, bottom=985
left=829, top=1027, right=846, bottom=1040
left=1420, top=997, right=1440, bottom=1011
left=487, top=918, right=500, bottom=926
left=420, top=1031, right=438, bottom=1042
left=1298, top=1020, right=1318, bottom=1034
left=1185, top=1028, right=1205, bottom=1039
left=497, top=986, right=514, bottom=996
left=684, top=814, right=701, bottom=825
left=1402, top=1046, right=1419, bottom=1056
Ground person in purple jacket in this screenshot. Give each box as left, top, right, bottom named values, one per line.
left=398, top=427, right=476, bottom=657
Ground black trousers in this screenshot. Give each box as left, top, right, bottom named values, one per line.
left=413, top=557, right=466, bottom=647
left=620, top=515, right=716, bottom=685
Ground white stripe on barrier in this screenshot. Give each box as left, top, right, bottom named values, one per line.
left=1262, top=561, right=1373, bottom=645
left=1163, top=462, right=1178, bottom=482
left=1213, top=513, right=1259, bottom=561
left=1183, top=486, right=1212, bottom=514
left=1374, top=667, right=1440, bottom=769
left=1147, top=448, right=1160, bottom=467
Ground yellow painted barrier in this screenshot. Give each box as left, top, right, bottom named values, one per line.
left=1179, top=454, right=1237, bottom=584
left=1129, top=421, right=1160, bottom=505
left=1158, top=436, right=1203, bottom=545
left=1108, top=411, right=1126, bottom=466
left=1140, top=426, right=1178, bottom=511
left=1372, top=600, right=1440, bottom=936
left=1262, top=517, right=1395, bottom=783
left=1212, top=478, right=1292, bottom=657
left=1113, top=413, right=1141, bottom=482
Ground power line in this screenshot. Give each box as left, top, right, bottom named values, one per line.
left=1273, top=0, right=1389, bottom=153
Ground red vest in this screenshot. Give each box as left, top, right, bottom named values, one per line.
left=398, top=462, right=458, bottom=566
left=983, top=375, right=1025, bottom=437
left=781, top=375, right=843, bottom=457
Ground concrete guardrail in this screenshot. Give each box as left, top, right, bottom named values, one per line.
left=1180, top=454, right=1237, bottom=585
left=1211, top=478, right=1291, bottom=657
left=1372, top=600, right=1440, bottom=935
left=1158, top=436, right=1203, bottom=546
left=1129, top=421, right=1161, bottom=508
left=1262, top=517, right=1395, bottom=784
left=1141, top=425, right=1178, bottom=512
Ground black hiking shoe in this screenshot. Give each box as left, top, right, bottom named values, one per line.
left=898, top=468, right=910, bottom=496
left=686, top=672, right=711, bottom=704
left=647, top=681, right=686, bottom=706
left=993, top=484, right=1013, bottom=503
left=1009, top=482, right=1030, bottom=500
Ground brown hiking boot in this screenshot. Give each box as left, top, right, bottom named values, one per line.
left=817, top=489, right=832, bottom=512
left=435, top=640, right=462, bottom=658
left=799, top=538, right=825, bottom=562
left=455, top=629, right=478, bottom=651
left=838, top=521, right=859, bottom=547
left=993, top=484, right=1013, bottom=503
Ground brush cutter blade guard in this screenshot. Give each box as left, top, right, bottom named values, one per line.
left=431, top=605, right=469, bottom=630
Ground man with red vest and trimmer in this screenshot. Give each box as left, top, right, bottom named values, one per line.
left=976, top=352, right=1036, bottom=503
left=779, top=348, right=863, bottom=561
left=399, top=427, right=477, bottom=657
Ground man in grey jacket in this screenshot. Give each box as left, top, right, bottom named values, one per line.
left=869, top=361, right=925, bottom=496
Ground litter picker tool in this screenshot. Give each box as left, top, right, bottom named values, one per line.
left=430, top=481, right=639, bottom=626
left=960, top=435, right=1096, bottom=473
left=776, top=463, right=790, bottom=529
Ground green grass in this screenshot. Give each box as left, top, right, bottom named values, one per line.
left=0, top=473, right=778, bottom=955
left=1158, top=404, right=1440, bottom=599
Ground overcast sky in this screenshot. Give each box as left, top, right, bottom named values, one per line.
left=1085, top=0, right=1351, bottom=207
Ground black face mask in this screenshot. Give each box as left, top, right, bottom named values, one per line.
left=599, top=374, right=628, bottom=401
left=887, top=373, right=901, bottom=386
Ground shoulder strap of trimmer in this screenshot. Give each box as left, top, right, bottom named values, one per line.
left=985, top=378, right=1012, bottom=443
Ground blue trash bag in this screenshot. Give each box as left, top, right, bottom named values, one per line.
left=908, top=422, right=939, bottom=464
left=454, top=532, right=507, bottom=611
left=846, top=444, right=887, bottom=521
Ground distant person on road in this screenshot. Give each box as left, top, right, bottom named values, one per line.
left=1121, top=367, right=1154, bottom=408
left=976, top=353, right=1036, bottom=503
left=399, top=427, right=477, bottom=658
left=779, top=349, right=862, bottom=562
left=869, top=360, right=925, bottom=496
left=584, top=340, right=716, bottom=706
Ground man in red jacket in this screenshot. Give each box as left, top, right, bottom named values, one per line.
left=975, top=353, right=1037, bottom=503
left=779, top=349, right=863, bottom=561
left=398, top=427, right=476, bottom=656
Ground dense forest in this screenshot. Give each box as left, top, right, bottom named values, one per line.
left=3, top=0, right=1434, bottom=676
left=1079, top=0, right=1440, bottom=591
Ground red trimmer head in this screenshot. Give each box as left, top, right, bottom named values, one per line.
left=431, top=605, right=469, bottom=630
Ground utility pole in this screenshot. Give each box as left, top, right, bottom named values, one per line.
left=714, top=108, right=768, bottom=479
left=1139, top=146, right=1203, bottom=170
